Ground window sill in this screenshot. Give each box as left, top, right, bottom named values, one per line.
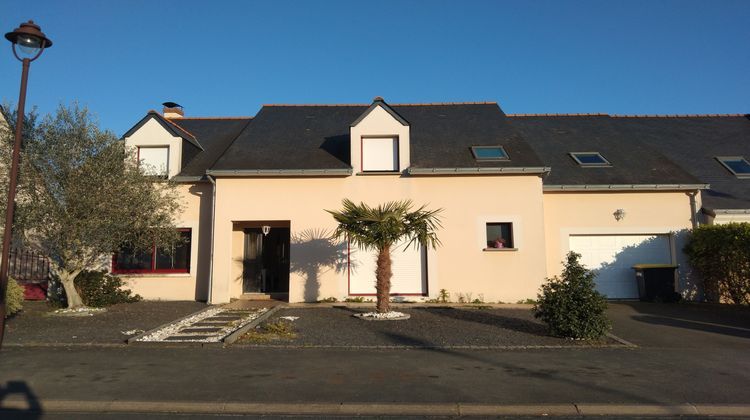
left=483, top=248, right=518, bottom=252
left=356, top=171, right=402, bottom=176
left=115, top=273, right=191, bottom=278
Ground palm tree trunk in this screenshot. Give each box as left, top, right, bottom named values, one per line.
left=375, top=246, right=392, bottom=313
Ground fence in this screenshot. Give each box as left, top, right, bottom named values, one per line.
left=8, top=248, right=50, bottom=283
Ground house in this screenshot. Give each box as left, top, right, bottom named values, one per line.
left=119, top=99, right=749, bottom=303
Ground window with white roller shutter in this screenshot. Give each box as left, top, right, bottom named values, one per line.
left=361, top=137, right=398, bottom=172
left=138, top=146, right=169, bottom=177
left=348, top=239, right=427, bottom=295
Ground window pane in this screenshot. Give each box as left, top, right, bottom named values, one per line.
left=573, top=153, right=608, bottom=165
left=362, top=137, right=398, bottom=171
left=472, top=147, right=508, bottom=160
left=139, top=147, right=169, bottom=176
left=116, top=247, right=153, bottom=271
left=155, top=230, right=191, bottom=271
left=486, top=223, right=513, bottom=248
left=723, top=158, right=750, bottom=174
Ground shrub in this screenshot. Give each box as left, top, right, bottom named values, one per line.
left=74, top=270, right=141, bottom=307
left=5, top=277, right=25, bottom=317
left=684, top=223, right=750, bottom=305
left=534, top=252, right=611, bottom=339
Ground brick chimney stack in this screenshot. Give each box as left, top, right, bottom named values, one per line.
left=162, top=102, right=184, bottom=118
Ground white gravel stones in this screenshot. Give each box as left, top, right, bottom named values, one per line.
left=136, top=307, right=268, bottom=343
left=52, top=307, right=106, bottom=317
left=280, top=316, right=299, bottom=322
left=353, top=311, right=411, bottom=321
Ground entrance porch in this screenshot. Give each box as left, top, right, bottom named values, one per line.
left=231, top=221, right=290, bottom=302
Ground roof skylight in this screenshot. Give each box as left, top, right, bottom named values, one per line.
left=716, top=156, right=750, bottom=178
left=570, top=152, right=611, bottom=167
left=471, top=146, right=509, bottom=161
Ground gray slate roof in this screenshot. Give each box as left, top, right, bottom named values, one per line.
left=124, top=102, right=749, bottom=211
left=210, top=103, right=546, bottom=172
left=610, top=115, right=750, bottom=211
left=168, top=118, right=252, bottom=178
left=508, top=115, right=703, bottom=187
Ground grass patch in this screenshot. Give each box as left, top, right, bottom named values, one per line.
left=240, top=319, right=297, bottom=343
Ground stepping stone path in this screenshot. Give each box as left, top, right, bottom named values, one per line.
left=134, top=306, right=268, bottom=343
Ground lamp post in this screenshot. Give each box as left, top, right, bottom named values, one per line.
left=0, top=21, right=52, bottom=348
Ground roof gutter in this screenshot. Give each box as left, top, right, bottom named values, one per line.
left=544, top=184, right=709, bottom=192
left=206, top=168, right=352, bottom=177
left=171, top=175, right=205, bottom=183
left=408, top=167, right=551, bottom=175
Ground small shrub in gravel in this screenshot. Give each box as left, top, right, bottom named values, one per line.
left=242, top=319, right=297, bottom=343
left=74, top=270, right=142, bottom=307
left=534, top=252, right=611, bottom=339
left=5, top=277, right=25, bottom=317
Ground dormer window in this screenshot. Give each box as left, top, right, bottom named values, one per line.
left=361, top=136, right=399, bottom=172
left=471, top=146, right=509, bottom=161
left=138, top=146, right=169, bottom=177
left=570, top=152, right=610, bottom=167
left=716, top=156, right=750, bottom=178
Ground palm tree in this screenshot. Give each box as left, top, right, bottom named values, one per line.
left=327, top=199, right=442, bottom=313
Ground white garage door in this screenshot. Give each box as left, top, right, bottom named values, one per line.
left=568, top=234, right=672, bottom=299
left=349, top=240, right=427, bottom=295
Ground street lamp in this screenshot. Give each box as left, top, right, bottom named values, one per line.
left=0, top=21, right=52, bottom=348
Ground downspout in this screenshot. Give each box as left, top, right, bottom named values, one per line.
left=207, top=175, right=217, bottom=304
left=687, top=191, right=698, bottom=229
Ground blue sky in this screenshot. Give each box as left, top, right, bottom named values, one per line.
left=1, top=0, right=748, bottom=135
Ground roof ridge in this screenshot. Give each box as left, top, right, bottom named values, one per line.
left=262, top=101, right=498, bottom=107
left=168, top=116, right=254, bottom=120
left=611, top=114, right=747, bottom=118
left=507, top=113, right=610, bottom=117
left=263, top=103, right=368, bottom=107
left=392, top=101, right=497, bottom=106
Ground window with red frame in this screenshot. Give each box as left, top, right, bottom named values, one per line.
left=113, top=229, right=191, bottom=274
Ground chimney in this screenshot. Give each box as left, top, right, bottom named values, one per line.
left=162, top=101, right=184, bottom=118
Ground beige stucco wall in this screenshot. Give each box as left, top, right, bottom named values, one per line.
left=120, top=182, right=213, bottom=301
left=350, top=105, right=410, bottom=173
left=543, top=191, right=699, bottom=296
left=123, top=118, right=183, bottom=178
left=210, top=175, right=548, bottom=304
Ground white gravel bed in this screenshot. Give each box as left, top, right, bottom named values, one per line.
left=354, top=311, right=410, bottom=321
left=136, top=307, right=268, bottom=343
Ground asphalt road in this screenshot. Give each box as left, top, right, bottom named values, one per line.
left=0, top=303, right=748, bottom=417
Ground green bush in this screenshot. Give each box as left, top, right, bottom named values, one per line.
left=5, top=277, right=25, bottom=317
left=684, top=223, right=750, bottom=304
left=74, top=270, right=141, bottom=307
left=533, top=252, right=611, bottom=339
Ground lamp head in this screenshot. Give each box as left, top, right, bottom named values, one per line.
left=5, top=20, right=52, bottom=61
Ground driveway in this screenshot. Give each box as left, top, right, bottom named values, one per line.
left=606, top=301, right=750, bottom=349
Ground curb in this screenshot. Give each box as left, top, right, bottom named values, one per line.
left=1, top=399, right=748, bottom=417
left=222, top=305, right=284, bottom=346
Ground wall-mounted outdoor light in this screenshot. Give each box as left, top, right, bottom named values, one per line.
left=261, top=226, right=271, bottom=236
left=613, top=208, right=626, bottom=221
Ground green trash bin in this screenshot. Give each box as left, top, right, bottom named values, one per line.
left=632, top=264, right=680, bottom=302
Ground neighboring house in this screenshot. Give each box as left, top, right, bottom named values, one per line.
left=120, top=99, right=749, bottom=303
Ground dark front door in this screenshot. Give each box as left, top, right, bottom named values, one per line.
left=243, top=227, right=290, bottom=294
